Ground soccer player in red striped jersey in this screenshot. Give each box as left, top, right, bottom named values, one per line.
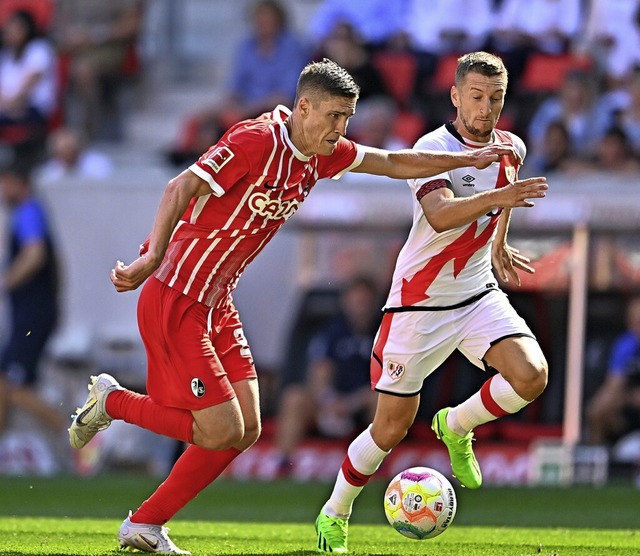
left=316, top=52, right=550, bottom=553
left=68, top=58, right=519, bottom=554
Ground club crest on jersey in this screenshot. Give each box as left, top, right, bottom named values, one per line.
left=191, top=378, right=205, bottom=398
left=504, top=165, right=517, bottom=184
left=248, top=191, right=299, bottom=220
left=203, top=146, right=234, bottom=173
left=386, top=361, right=406, bottom=380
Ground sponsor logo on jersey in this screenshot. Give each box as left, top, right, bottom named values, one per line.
left=248, top=191, right=299, bottom=220
left=461, top=174, right=475, bottom=186
left=191, top=378, right=205, bottom=398
left=203, top=146, right=234, bottom=173
left=387, top=361, right=405, bottom=380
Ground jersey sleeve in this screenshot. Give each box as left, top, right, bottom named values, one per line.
left=316, top=137, right=365, bottom=180
left=408, top=134, right=453, bottom=193
left=608, top=334, right=639, bottom=376
left=188, top=125, right=262, bottom=196
left=15, top=201, right=47, bottom=244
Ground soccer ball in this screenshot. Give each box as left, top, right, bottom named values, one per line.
left=383, top=466, right=457, bottom=540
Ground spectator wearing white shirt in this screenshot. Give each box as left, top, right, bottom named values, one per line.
left=579, top=0, right=640, bottom=90
left=0, top=10, right=57, bottom=151
left=37, top=127, right=113, bottom=184
left=403, top=0, right=493, bottom=97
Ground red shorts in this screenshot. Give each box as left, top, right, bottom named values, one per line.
left=137, top=277, right=257, bottom=410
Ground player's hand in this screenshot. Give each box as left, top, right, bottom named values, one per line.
left=497, top=176, right=548, bottom=208
left=110, top=255, right=158, bottom=292
left=471, top=145, right=522, bottom=169
left=492, top=242, right=534, bottom=286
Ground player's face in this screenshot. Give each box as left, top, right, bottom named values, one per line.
left=451, top=71, right=506, bottom=142
left=299, top=95, right=357, bottom=156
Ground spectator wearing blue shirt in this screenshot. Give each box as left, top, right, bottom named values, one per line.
left=586, top=296, right=640, bottom=445
left=0, top=165, right=63, bottom=433
left=275, top=276, right=381, bottom=476
left=167, top=0, right=310, bottom=167
left=308, top=0, right=408, bottom=50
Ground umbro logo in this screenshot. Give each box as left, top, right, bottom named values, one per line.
left=461, top=175, right=475, bottom=186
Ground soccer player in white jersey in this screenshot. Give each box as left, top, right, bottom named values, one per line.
left=315, top=51, right=550, bottom=553
left=66, top=58, right=517, bottom=554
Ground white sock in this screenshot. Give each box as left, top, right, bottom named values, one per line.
left=323, top=425, right=389, bottom=518
left=448, top=374, right=529, bottom=436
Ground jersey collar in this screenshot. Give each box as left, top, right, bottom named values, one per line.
left=273, top=105, right=311, bottom=162
left=445, top=121, right=495, bottom=148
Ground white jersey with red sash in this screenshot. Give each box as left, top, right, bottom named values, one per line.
left=384, top=122, right=525, bottom=310
left=150, top=105, right=364, bottom=309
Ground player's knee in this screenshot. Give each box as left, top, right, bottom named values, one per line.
left=196, top=422, right=245, bottom=450
left=237, top=421, right=261, bottom=451
left=514, top=361, right=548, bottom=401
left=371, top=418, right=412, bottom=452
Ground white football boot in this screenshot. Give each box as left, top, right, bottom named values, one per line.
left=118, top=512, right=191, bottom=554
left=68, top=373, right=121, bottom=449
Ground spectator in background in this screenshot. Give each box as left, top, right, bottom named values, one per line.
left=587, top=126, right=640, bottom=174
left=0, top=165, right=64, bottom=434
left=527, top=70, right=608, bottom=160
left=167, top=0, right=309, bottom=167
left=52, top=0, right=143, bottom=141
left=275, top=276, right=380, bottom=476
left=587, top=296, right=640, bottom=446
left=580, top=0, right=640, bottom=91
left=403, top=0, right=493, bottom=93
left=522, top=120, right=576, bottom=176
left=308, top=0, right=408, bottom=51
left=347, top=96, right=409, bottom=150
left=490, top=0, right=583, bottom=86
left=0, top=9, right=57, bottom=157
left=313, top=23, right=388, bottom=103
left=597, top=68, right=640, bottom=155
left=37, top=127, right=113, bottom=183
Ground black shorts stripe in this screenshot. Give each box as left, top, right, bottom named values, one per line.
left=374, top=387, right=421, bottom=397
left=384, top=286, right=496, bottom=313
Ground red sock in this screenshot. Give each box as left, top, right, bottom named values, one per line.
left=131, top=445, right=241, bottom=524
left=105, top=390, right=194, bottom=444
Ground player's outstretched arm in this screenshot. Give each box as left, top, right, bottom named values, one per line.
left=110, top=169, right=212, bottom=292
left=352, top=145, right=521, bottom=179
left=421, top=176, right=549, bottom=233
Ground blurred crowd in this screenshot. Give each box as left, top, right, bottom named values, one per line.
left=166, top=0, right=640, bottom=178
left=0, top=0, right=639, bottom=176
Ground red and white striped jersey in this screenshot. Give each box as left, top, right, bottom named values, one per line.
left=384, top=122, right=526, bottom=309
left=154, top=105, right=365, bottom=308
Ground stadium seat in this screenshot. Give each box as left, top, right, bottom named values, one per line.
left=519, top=53, right=593, bottom=94
left=392, top=110, right=426, bottom=146
left=373, top=51, right=419, bottom=108
left=430, top=53, right=461, bottom=94
left=0, top=0, right=54, bottom=31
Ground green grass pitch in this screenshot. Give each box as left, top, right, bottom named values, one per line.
left=1, top=475, right=638, bottom=555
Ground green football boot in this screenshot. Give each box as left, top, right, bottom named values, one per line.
left=315, top=512, right=348, bottom=553
left=432, top=407, right=482, bottom=489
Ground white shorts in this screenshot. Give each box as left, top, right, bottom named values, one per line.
left=371, top=289, right=534, bottom=396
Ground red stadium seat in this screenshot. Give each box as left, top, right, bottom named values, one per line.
left=430, top=54, right=461, bottom=94
left=0, top=0, right=54, bottom=31
left=519, top=53, right=593, bottom=94
left=373, top=51, right=419, bottom=107
left=392, top=110, right=426, bottom=146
